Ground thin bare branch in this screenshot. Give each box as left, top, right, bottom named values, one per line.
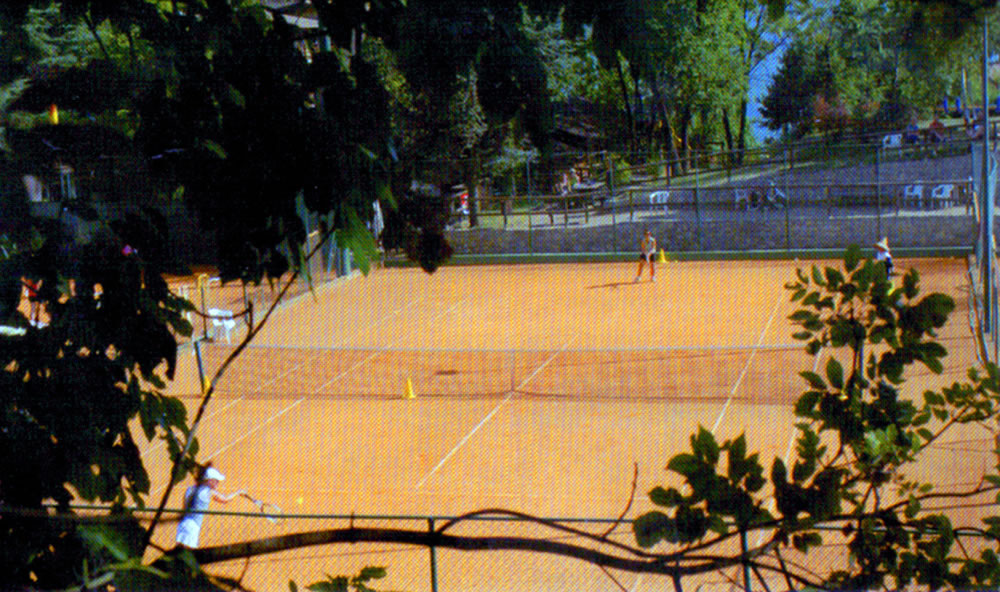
left=143, top=229, right=336, bottom=549
left=601, top=462, right=638, bottom=539
left=598, top=564, right=629, bottom=592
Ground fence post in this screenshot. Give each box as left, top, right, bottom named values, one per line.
left=528, top=206, right=533, bottom=255
left=694, top=168, right=702, bottom=250
left=740, top=529, right=752, bottom=592
left=428, top=518, right=439, bottom=592
left=198, top=273, right=209, bottom=340
left=875, top=145, right=883, bottom=238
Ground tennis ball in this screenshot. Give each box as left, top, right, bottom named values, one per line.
left=296, top=497, right=303, bottom=505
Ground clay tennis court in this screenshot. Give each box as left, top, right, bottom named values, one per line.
left=141, top=256, right=989, bottom=591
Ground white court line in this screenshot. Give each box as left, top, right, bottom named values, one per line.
left=629, top=574, right=643, bottom=592
left=710, top=289, right=786, bottom=435
left=140, top=347, right=325, bottom=457
left=150, top=297, right=470, bottom=498
left=754, top=346, right=825, bottom=548
left=331, top=295, right=425, bottom=348
left=782, top=347, right=824, bottom=462
left=143, top=296, right=426, bottom=458
left=416, top=337, right=578, bottom=490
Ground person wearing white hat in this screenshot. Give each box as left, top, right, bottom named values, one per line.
left=175, top=463, right=245, bottom=549
left=874, top=237, right=894, bottom=279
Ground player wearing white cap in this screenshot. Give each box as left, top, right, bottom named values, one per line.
left=874, top=237, right=894, bottom=279
left=175, top=463, right=245, bottom=549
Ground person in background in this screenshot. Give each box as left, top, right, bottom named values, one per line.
left=635, top=229, right=657, bottom=283
left=874, top=237, right=894, bottom=279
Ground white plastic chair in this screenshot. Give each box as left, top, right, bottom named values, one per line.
left=208, top=308, right=236, bottom=343
left=903, top=184, right=923, bottom=208
left=882, top=133, right=902, bottom=148
left=734, top=188, right=750, bottom=210
left=930, top=184, right=955, bottom=208
left=648, top=190, right=670, bottom=213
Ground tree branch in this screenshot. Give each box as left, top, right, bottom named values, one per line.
left=191, top=525, right=776, bottom=576
left=600, top=462, right=638, bottom=540
left=142, top=228, right=336, bottom=549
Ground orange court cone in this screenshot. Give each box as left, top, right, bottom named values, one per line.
left=404, top=377, right=416, bottom=399
left=657, top=249, right=668, bottom=264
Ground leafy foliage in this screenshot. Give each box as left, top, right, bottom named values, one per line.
left=290, top=566, right=389, bottom=592
left=635, top=247, right=1000, bottom=589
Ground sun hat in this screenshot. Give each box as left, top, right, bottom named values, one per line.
left=204, top=467, right=225, bottom=481
left=874, top=237, right=890, bottom=251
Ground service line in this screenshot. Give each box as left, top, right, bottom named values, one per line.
left=710, top=287, right=786, bottom=435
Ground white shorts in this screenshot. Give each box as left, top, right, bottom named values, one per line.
left=176, top=520, right=201, bottom=548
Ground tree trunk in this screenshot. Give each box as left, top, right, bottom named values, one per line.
left=615, top=57, right=636, bottom=155
left=736, top=97, right=748, bottom=166
left=679, top=105, right=692, bottom=174
left=630, top=62, right=648, bottom=154
left=722, top=106, right=735, bottom=166
left=648, top=72, right=681, bottom=174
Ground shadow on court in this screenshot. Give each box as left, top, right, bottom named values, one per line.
left=586, top=281, right=653, bottom=289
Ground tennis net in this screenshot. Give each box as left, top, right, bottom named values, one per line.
left=192, top=342, right=819, bottom=404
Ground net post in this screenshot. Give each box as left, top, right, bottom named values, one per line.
left=198, top=273, right=209, bottom=340
left=427, top=518, right=439, bottom=592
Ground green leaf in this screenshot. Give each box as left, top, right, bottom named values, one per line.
left=634, top=511, right=675, bottom=547
left=789, top=310, right=816, bottom=322
left=799, top=371, right=826, bottom=390
left=825, top=357, right=844, bottom=389
left=792, top=531, right=823, bottom=552
left=357, top=566, right=387, bottom=581
left=844, top=244, right=862, bottom=271
left=923, top=391, right=944, bottom=406
left=201, top=138, right=228, bottom=159
left=811, top=265, right=825, bottom=286
left=649, top=486, right=684, bottom=507
left=668, top=454, right=701, bottom=477
left=905, top=495, right=921, bottom=518
left=78, top=524, right=129, bottom=562
left=795, top=391, right=821, bottom=417
left=289, top=581, right=299, bottom=592
left=692, top=426, right=720, bottom=465
left=792, top=331, right=813, bottom=341
left=824, top=268, right=844, bottom=289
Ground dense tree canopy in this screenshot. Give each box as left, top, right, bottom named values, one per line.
left=3, top=0, right=1000, bottom=589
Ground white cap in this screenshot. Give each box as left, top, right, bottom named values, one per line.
left=204, top=467, right=225, bottom=481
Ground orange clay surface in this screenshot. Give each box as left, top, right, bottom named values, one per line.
left=133, top=257, right=986, bottom=591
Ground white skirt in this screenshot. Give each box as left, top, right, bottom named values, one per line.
left=175, top=519, right=201, bottom=548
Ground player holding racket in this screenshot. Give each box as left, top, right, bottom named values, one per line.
left=634, top=229, right=657, bottom=283
left=175, top=463, right=245, bottom=549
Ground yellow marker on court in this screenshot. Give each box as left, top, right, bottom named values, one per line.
left=657, top=249, right=668, bottom=264
left=404, top=377, right=416, bottom=399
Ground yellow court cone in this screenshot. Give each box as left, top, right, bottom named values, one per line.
left=657, top=249, right=668, bottom=264
left=404, top=377, right=416, bottom=399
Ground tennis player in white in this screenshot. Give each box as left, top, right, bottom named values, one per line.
left=175, top=464, right=244, bottom=549
left=635, top=229, right=657, bottom=283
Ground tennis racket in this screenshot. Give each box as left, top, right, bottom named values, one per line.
left=240, top=493, right=283, bottom=524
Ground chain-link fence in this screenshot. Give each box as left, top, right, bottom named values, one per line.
left=102, top=506, right=998, bottom=592
left=449, top=140, right=979, bottom=256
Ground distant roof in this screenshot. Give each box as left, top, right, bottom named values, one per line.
left=259, top=0, right=320, bottom=29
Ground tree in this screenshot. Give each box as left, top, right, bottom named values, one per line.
left=6, top=0, right=1000, bottom=587
left=760, top=40, right=834, bottom=137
